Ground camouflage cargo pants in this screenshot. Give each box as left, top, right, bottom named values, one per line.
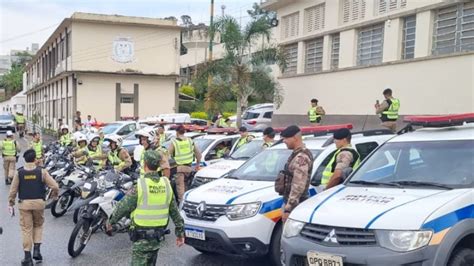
left=131, top=239, right=161, bottom=266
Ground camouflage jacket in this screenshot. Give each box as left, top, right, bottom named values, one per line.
left=284, top=146, right=314, bottom=213
left=109, top=171, right=184, bottom=237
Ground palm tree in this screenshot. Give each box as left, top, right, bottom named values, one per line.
left=201, top=15, right=286, bottom=127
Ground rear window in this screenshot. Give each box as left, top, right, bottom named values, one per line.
left=263, top=112, right=273, bottom=119
left=243, top=112, right=259, bottom=120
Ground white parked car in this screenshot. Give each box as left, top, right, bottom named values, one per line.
left=181, top=128, right=393, bottom=265
left=281, top=114, right=474, bottom=266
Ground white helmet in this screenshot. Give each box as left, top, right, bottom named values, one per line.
left=88, top=134, right=100, bottom=143
left=61, top=125, right=69, bottom=131
left=6, top=130, right=13, bottom=137
left=107, top=135, right=123, bottom=147
left=135, top=129, right=153, bottom=141
left=76, top=133, right=88, bottom=145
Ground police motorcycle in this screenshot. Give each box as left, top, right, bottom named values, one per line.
left=67, top=169, right=134, bottom=257
left=44, top=144, right=75, bottom=208
left=50, top=161, right=96, bottom=217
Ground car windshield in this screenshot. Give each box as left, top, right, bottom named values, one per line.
left=230, top=139, right=264, bottom=160
left=102, top=123, right=121, bottom=134
left=0, top=115, right=13, bottom=120
left=231, top=149, right=323, bottom=182
left=349, top=140, right=474, bottom=189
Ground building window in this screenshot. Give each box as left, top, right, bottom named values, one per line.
left=305, top=38, right=323, bottom=73
left=283, top=43, right=298, bottom=75
left=357, top=24, right=384, bottom=66
left=281, top=12, right=299, bottom=39
left=342, top=0, right=367, bottom=23
left=120, top=96, right=134, bottom=104
left=376, top=0, right=407, bottom=15
left=402, top=15, right=416, bottom=59
left=331, top=33, right=340, bottom=69
left=305, top=4, right=325, bottom=34
left=433, top=2, right=474, bottom=56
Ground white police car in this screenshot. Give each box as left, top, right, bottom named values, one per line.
left=281, top=114, right=474, bottom=266
left=181, top=126, right=394, bottom=265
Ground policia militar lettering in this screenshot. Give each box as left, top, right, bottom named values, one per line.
left=107, top=150, right=185, bottom=266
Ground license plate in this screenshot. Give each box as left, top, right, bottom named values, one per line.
left=185, top=227, right=205, bottom=240
left=307, top=251, right=343, bottom=266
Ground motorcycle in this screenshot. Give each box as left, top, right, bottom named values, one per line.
left=67, top=170, right=134, bottom=257
left=16, top=123, right=25, bottom=138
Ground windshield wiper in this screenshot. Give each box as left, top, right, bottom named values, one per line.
left=389, top=181, right=453, bottom=190
left=225, top=176, right=239, bottom=180
left=233, top=156, right=250, bottom=160
left=349, top=180, right=402, bottom=187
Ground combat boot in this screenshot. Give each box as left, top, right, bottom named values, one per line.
left=22, top=251, right=33, bottom=266
left=33, top=243, right=43, bottom=262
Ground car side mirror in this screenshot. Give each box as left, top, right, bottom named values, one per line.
left=310, top=177, right=321, bottom=187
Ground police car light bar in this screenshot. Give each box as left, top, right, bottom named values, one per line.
left=206, top=127, right=239, bottom=134
left=274, top=124, right=353, bottom=135
left=403, top=113, right=474, bottom=127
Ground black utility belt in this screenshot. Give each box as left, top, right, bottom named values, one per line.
left=129, top=228, right=169, bottom=242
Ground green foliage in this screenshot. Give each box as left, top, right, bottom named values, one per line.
left=0, top=65, right=23, bottom=98
left=190, top=112, right=209, bottom=120
left=179, top=85, right=196, bottom=97
left=222, top=112, right=235, bottom=119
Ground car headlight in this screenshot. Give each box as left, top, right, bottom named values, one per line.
left=376, top=230, right=432, bottom=252
left=226, top=202, right=261, bottom=220
left=283, top=219, right=305, bottom=238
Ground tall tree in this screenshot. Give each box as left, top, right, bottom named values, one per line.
left=200, top=15, right=285, bottom=127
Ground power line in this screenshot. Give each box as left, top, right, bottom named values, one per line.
left=0, top=23, right=59, bottom=44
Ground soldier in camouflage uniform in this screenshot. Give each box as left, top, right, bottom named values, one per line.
left=107, top=150, right=185, bottom=266
left=280, top=126, right=314, bottom=223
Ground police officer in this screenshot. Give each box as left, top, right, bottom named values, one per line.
left=279, top=126, right=314, bottom=223
left=155, top=125, right=166, bottom=146
left=375, top=88, right=400, bottom=133
left=1, top=130, right=21, bottom=185
left=308, top=98, right=326, bottom=124
left=29, top=132, right=43, bottom=167
left=87, top=134, right=104, bottom=170
left=235, top=127, right=254, bottom=150
left=107, top=150, right=185, bottom=265
left=262, top=127, right=275, bottom=149
left=322, top=128, right=360, bottom=190
left=168, top=125, right=202, bottom=203
left=215, top=142, right=229, bottom=158
left=215, top=115, right=227, bottom=128
left=136, top=129, right=170, bottom=178
left=14, top=111, right=26, bottom=137
left=8, top=149, right=59, bottom=265
left=72, top=134, right=89, bottom=165
left=106, top=135, right=132, bottom=172
left=59, top=125, right=73, bottom=146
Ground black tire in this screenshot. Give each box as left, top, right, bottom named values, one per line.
left=268, top=223, right=283, bottom=266
left=51, top=193, right=74, bottom=217
left=68, top=219, right=92, bottom=257
left=448, top=248, right=474, bottom=266
left=73, top=209, right=80, bottom=224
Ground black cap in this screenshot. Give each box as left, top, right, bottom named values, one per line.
left=280, top=125, right=301, bottom=138
left=239, top=126, right=247, bottom=132
left=333, top=128, right=351, bottom=140
left=263, top=127, right=274, bottom=135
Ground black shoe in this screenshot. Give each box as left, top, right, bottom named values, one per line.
left=21, top=258, right=33, bottom=266
left=5, top=179, right=11, bottom=185
left=33, top=244, right=43, bottom=262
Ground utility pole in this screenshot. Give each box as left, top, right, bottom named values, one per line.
left=221, top=5, right=226, bottom=16
left=207, top=0, right=215, bottom=88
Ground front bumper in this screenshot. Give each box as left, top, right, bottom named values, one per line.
left=282, top=235, right=438, bottom=266
left=0, top=125, right=15, bottom=131
left=185, top=226, right=269, bottom=257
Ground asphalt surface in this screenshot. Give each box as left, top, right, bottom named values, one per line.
left=0, top=135, right=271, bottom=266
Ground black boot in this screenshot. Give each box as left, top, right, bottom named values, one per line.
left=33, top=243, right=43, bottom=262
left=21, top=251, right=33, bottom=266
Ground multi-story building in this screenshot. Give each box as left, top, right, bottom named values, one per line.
left=262, top=0, right=474, bottom=128
left=24, top=12, right=181, bottom=129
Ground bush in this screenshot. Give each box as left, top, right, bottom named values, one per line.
left=223, top=112, right=235, bottom=119
left=191, top=112, right=209, bottom=120
left=179, top=85, right=196, bottom=97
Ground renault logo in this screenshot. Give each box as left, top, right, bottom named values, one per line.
left=196, top=201, right=207, bottom=217
left=323, top=229, right=338, bottom=244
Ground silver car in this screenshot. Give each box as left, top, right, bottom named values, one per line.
left=242, top=103, right=274, bottom=131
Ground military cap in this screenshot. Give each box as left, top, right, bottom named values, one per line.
left=144, top=149, right=161, bottom=169
left=280, top=125, right=301, bottom=138
left=333, top=128, right=351, bottom=140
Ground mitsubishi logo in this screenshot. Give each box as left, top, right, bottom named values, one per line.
left=323, top=229, right=338, bottom=244
left=196, top=201, right=207, bottom=217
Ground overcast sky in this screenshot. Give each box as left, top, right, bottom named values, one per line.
left=0, top=0, right=258, bottom=54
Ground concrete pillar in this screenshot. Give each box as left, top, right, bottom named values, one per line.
left=297, top=41, right=305, bottom=74
left=322, top=35, right=331, bottom=71
left=339, top=29, right=357, bottom=68
left=325, top=0, right=341, bottom=30
left=383, top=18, right=403, bottom=62
left=414, top=10, right=434, bottom=58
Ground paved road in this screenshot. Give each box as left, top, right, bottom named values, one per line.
left=0, top=135, right=271, bottom=265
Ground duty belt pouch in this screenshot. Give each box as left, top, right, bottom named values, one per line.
left=275, top=170, right=292, bottom=195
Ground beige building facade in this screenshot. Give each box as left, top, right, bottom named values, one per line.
left=25, top=12, right=181, bottom=130
left=262, top=0, right=474, bottom=128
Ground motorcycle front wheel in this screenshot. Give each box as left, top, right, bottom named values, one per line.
left=51, top=192, right=74, bottom=217
left=68, top=218, right=92, bottom=257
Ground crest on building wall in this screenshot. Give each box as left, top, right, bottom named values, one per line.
left=112, top=37, right=134, bottom=63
